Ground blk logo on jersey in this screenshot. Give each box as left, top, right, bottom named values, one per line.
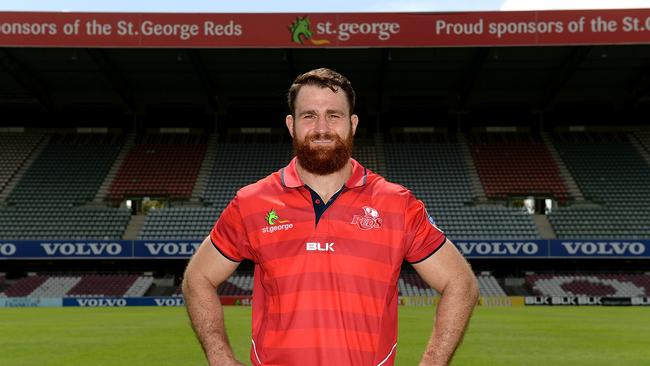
left=306, top=242, right=335, bottom=252
left=351, top=206, right=382, bottom=230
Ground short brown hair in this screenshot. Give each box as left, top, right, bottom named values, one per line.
left=287, top=68, right=356, bottom=117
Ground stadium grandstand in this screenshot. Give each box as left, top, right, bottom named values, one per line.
left=1, top=9, right=650, bottom=304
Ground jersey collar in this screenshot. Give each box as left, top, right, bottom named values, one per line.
left=281, top=157, right=367, bottom=189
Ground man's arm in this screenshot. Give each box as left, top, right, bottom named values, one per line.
left=183, top=235, right=243, bottom=366
left=412, top=239, right=479, bottom=366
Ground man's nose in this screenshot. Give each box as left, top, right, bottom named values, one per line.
left=313, top=115, right=329, bottom=133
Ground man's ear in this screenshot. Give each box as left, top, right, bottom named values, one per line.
left=286, top=114, right=295, bottom=138
left=351, top=114, right=359, bottom=135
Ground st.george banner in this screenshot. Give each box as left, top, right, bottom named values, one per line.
left=1, top=239, right=649, bottom=259
left=2, top=9, right=650, bottom=48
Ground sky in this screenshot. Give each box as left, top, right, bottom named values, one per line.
left=0, top=0, right=649, bottom=13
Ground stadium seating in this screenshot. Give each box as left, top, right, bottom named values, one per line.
left=202, top=137, right=293, bottom=212
left=138, top=206, right=219, bottom=240
left=108, top=134, right=207, bottom=201
left=352, top=143, right=383, bottom=174
left=67, top=274, right=140, bottom=297
left=28, top=275, right=81, bottom=298
left=526, top=273, right=650, bottom=297
left=0, top=274, right=154, bottom=297
left=124, top=275, right=154, bottom=297
left=0, top=275, right=48, bottom=297
left=173, top=271, right=505, bottom=298
left=477, top=275, right=507, bottom=296
left=399, top=271, right=439, bottom=296
left=396, top=272, right=507, bottom=297
left=218, top=274, right=253, bottom=296
left=384, top=133, right=540, bottom=240
left=548, top=132, right=650, bottom=239
left=0, top=133, right=131, bottom=240
left=633, top=129, right=650, bottom=154
left=171, top=285, right=184, bottom=296
left=468, top=132, right=568, bottom=203
left=0, top=132, right=44, bottom=194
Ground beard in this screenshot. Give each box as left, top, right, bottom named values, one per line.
left=293, top=128, right=353, bottom=176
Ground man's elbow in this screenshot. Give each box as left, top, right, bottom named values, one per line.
left=448, top=271, right=479, bottom=304
left=181, top=269, right=193, bottom=298
left=466, top=274, right=480, bottom=303
left=182, top=265, right=205, bottom=299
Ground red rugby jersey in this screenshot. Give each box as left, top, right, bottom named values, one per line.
left=210, top=158, right=446, bottom=366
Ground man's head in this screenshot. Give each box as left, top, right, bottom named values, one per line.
left=287, top=68, right=356, bottom=117
left=286, top=68, right=359, bottom=176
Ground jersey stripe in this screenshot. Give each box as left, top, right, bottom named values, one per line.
left=263, top=328, right=378, bottom=352
left=265, top=254, right=393, bottom=283
left=267, top=290, right=385, bottom=317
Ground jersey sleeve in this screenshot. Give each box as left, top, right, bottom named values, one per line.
left=210, top=194, right=253, bottom=262
left=403, top=193, right=447, bottom=264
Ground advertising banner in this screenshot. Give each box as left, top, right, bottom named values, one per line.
left=549, top=240, right=650, bottom=258
left=2, top=10, right=650, bottom=48
left=454, top=240, right=548, bottom=258
left=0, top=297, right=62, bottom=307
left=0, top=240, right=132, bottom=259
left=524, top=296, right=650, bottom=306
left=2, top=239, right=649, bottom=259
left=62, top=296, right=185, bottom=307
left=133, top=240, right=201, bottom=258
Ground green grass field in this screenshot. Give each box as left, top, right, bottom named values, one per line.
left=1, top=306, right=649, bottom=365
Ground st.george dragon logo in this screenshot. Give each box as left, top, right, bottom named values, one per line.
left=262, top=209, right=293, bottom=234
left=289, top=16, right=330, bottom=45
left=351, top=206, right=382, bottom=230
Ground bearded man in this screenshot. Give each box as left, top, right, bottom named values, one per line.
left=183, top=68, right=478, bottom=366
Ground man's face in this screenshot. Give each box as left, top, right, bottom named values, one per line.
left=286, top=84, right=358, bottom=175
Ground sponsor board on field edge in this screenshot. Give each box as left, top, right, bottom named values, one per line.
left=524, top=296, right=650, bottom=306
left=2, top=239, right=649, bottom=259
left=0, top=296, right=255, bottom=307
left=2, top=296, right=650, bottom=307
left=63, top=297, right=184, bottom=307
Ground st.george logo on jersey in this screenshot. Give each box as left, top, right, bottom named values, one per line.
left=351, top=206, right=382, bottom=230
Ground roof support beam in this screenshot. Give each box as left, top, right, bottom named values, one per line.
left=186, top=50, right=219, bottom=114
left=539, top=46, right=592, bottom=110
left=455, top=47, right=489, bottom=111
left=626, top=61, right=650, bottom=108
left=374, top=49, right=389, bottom=114
left=85, top=49, right=136, bottom=114
left=0, top=48, right=52, bottom=111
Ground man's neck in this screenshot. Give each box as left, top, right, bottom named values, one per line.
left=296, top=160, right=351, bottom=203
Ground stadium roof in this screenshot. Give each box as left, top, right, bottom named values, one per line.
left=1, top=10, right=650, bottom=129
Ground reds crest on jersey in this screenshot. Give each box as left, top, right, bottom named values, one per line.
left=350, top=206, right=382, bottom=230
